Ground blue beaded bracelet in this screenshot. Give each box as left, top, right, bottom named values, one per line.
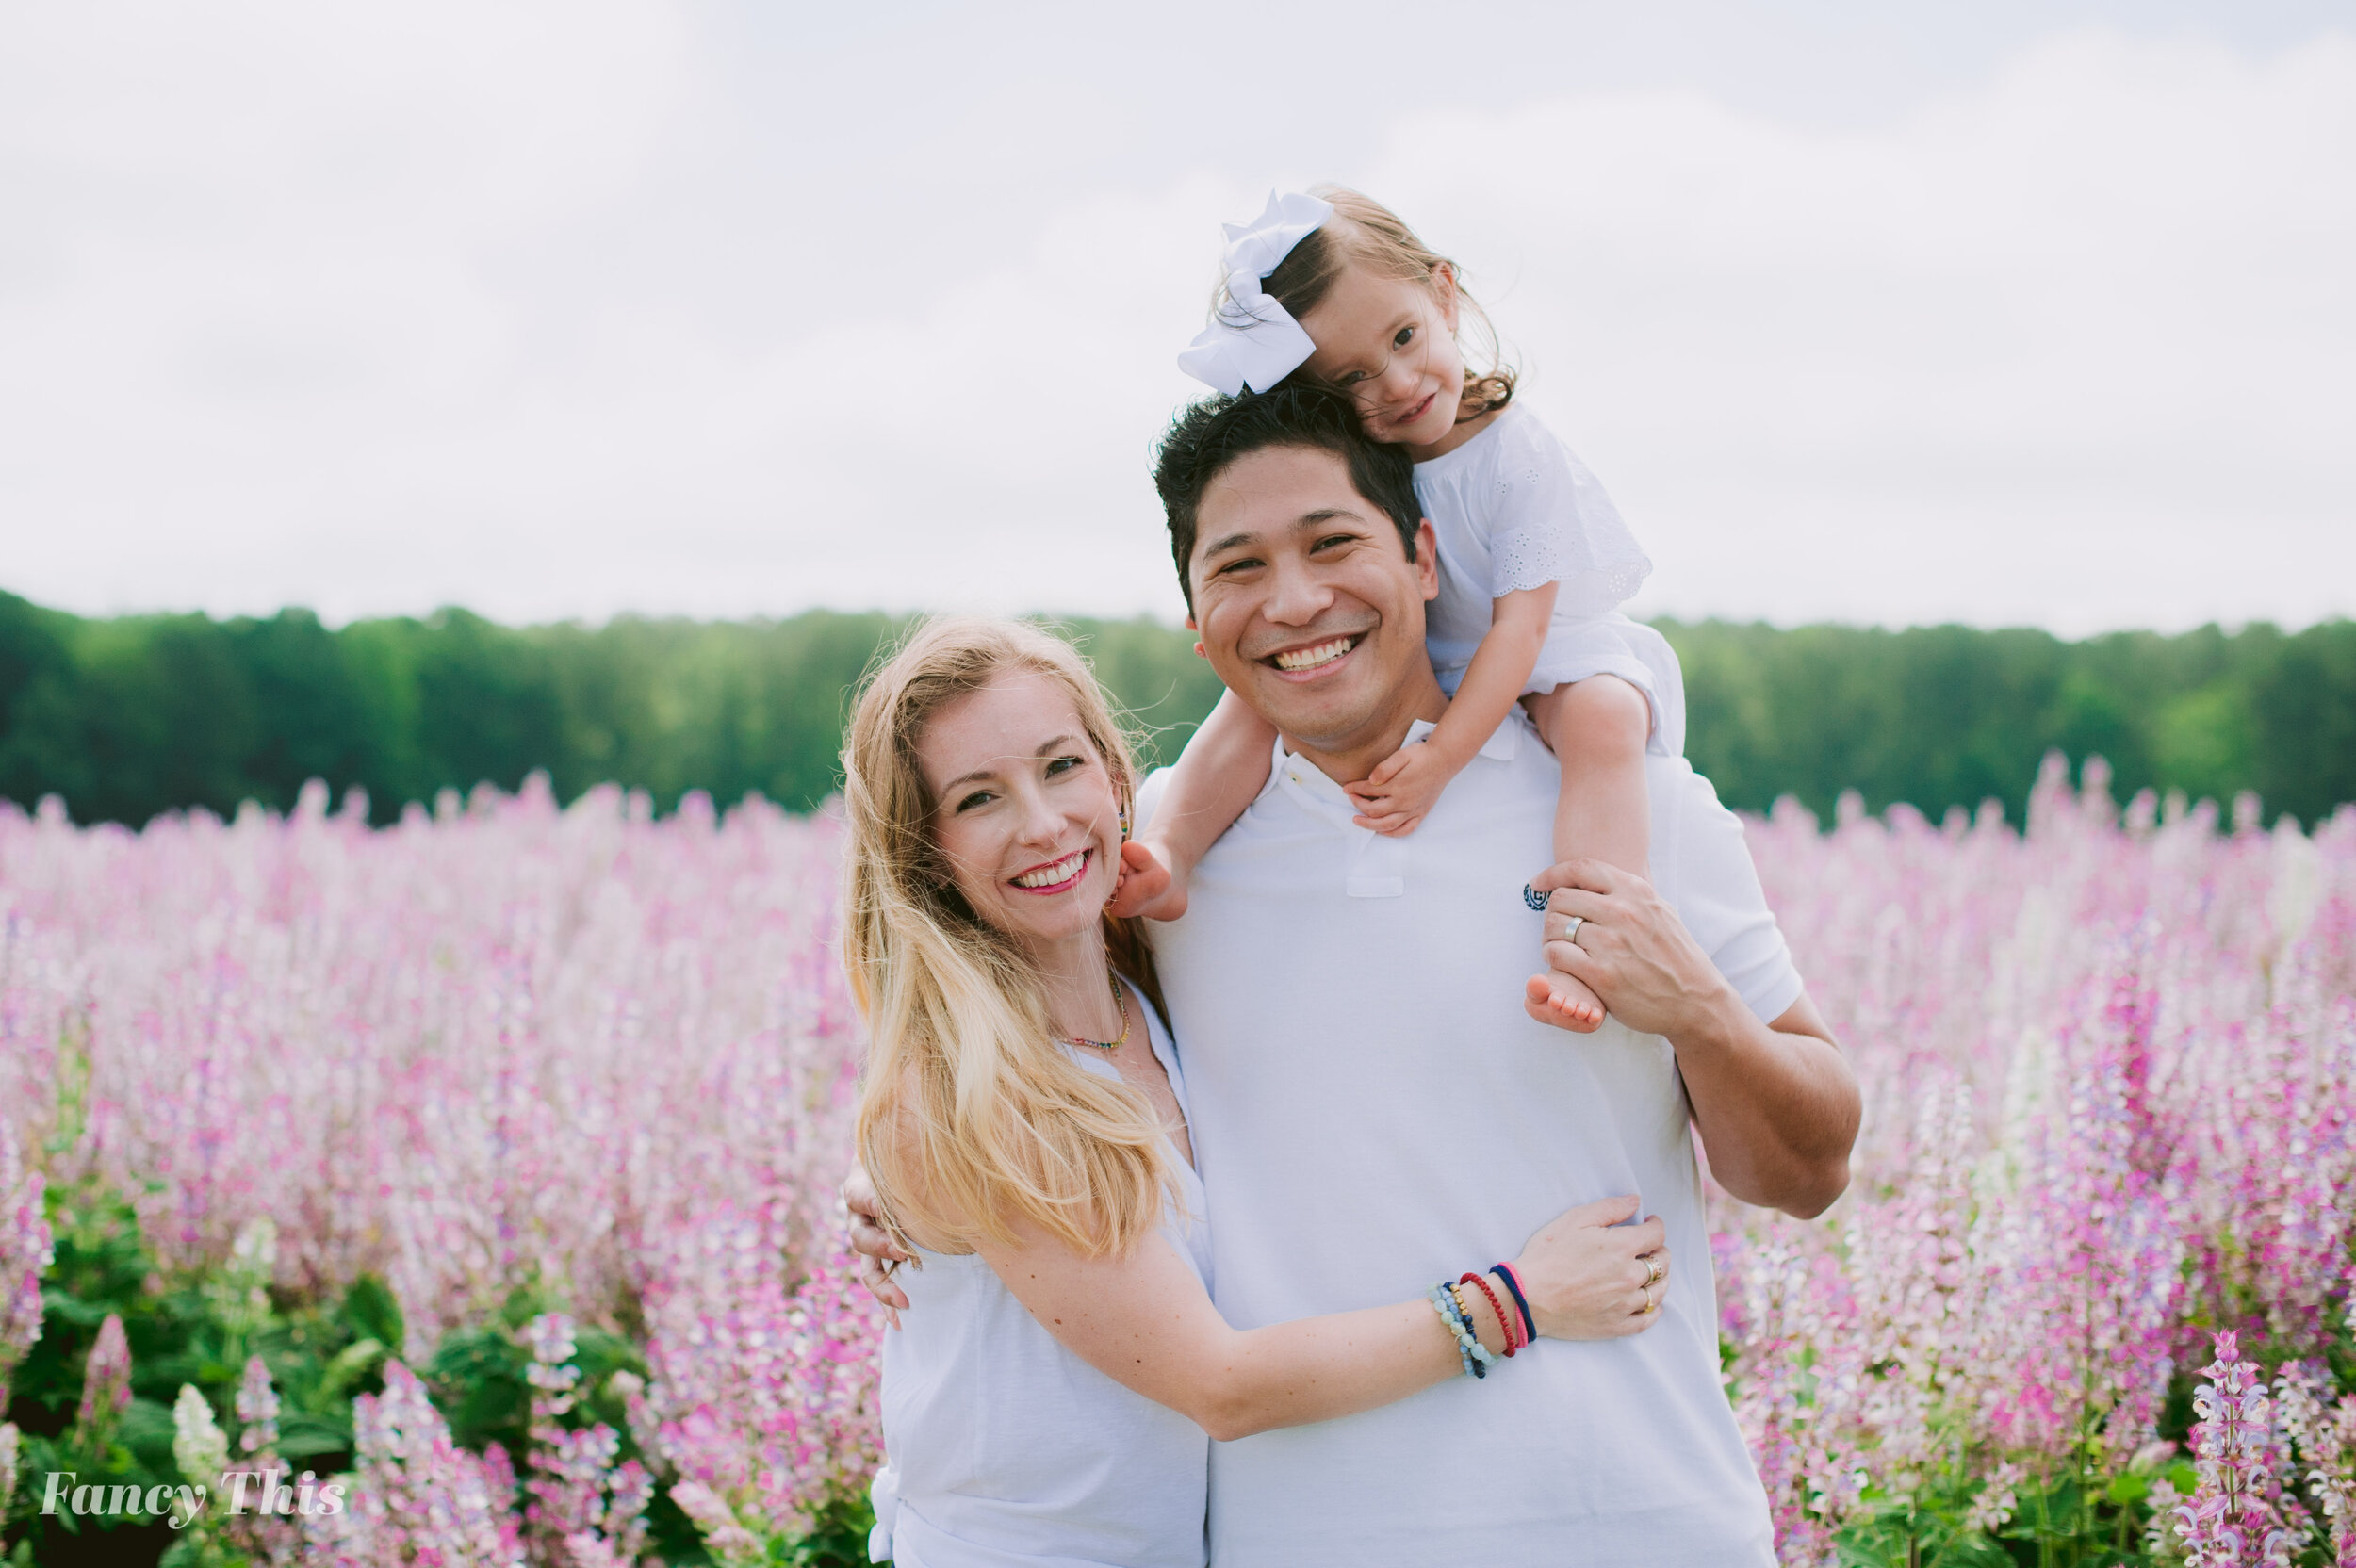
left=1429, top=1282, right=1497, bottom=1378
left=1428, top=1284, right=1482, bottom=1378
left=1451, top=1283, right=1499, bottom=1374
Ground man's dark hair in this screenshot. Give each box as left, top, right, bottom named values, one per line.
left=1152, top=386, right=1421, bottom=613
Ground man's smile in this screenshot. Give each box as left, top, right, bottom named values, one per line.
left=1262, top=633, right=1365, bottom=681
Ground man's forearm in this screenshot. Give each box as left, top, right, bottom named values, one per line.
left=1669, top=989, right=1858, bottom=1218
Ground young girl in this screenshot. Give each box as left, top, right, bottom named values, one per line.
left=1120, top=188, right=1682, bottom=1033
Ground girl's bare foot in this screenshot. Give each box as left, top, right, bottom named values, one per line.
left=1524, top=968, right=1606, bottom=1032
left=1106, top=840, right=1188, bottom=922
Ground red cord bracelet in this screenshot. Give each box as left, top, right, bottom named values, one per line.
left=1462, top=1272, right=1515, bottom=1355
left=1459, top=1270, right=1516, bottom=1356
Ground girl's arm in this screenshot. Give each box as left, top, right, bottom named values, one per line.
left=1107, top=689, right=1276, bottom=922
left=1346, top=583, right=1556, bottom=834
left=1438, top=582, right=1557, bottom=761
left=979, top=1191, right=1665, bottom=1441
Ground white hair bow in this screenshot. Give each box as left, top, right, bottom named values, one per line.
left=1176, top=189, right=1334, bottom=397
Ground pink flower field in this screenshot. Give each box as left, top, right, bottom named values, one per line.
left=3, top=760, right=2354, bottom=1565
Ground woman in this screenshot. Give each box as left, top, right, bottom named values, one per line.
left=842, top=617, right=1673, bottom=1568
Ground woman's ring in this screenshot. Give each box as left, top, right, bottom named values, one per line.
left=1643, top=1253, right=1663, bottom=1286
left=1643, top=1282, right=1660, bottom=1315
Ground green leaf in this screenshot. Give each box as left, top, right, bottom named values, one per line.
left=314, top=1337, right=386, bottom=1404
left=771, top=1491, right=879, bottom=1568
left=338, top=1275, right=404, bottom=1352
left=271, top=1423, right=352, bottom=1462
left=425, top=1327, right=532, bottom=1454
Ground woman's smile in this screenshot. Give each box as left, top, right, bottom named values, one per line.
left=1009, top=847, right=1094, bottom=893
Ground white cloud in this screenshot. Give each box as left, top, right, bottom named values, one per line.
left=0, top=9, right=2348, bottom=634
left=1359, top=30, right=2356, bottom=632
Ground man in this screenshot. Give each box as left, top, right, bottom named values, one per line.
left=857, top=386, right=1859, bottom=1563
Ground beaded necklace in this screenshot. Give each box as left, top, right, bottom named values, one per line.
left=1061, top=967, right=1130, bottom=1052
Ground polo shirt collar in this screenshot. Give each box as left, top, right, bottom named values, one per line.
left=1262, top=713, right=1522, bottom=898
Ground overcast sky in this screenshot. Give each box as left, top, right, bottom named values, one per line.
left=2, top=1, right=2349, bottom=635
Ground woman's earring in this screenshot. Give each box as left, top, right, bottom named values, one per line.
left=1118, top=801, right=1132, bottom=841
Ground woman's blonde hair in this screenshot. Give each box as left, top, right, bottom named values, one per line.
left=842, top=615, right=1173, bottom=1258
left=1219, top=185, right=1516, bottom=419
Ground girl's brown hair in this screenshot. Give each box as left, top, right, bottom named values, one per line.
left=1219, top=185, right=1516, bottom=419
left=842, top=616, right=1173, bottom=1259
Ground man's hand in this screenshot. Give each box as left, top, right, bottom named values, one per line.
left=1343, top=742, right=1464, bottom=837
left=842, top=1165, right=911, bottom=1327
left=1524, top=858, right=1729, bottom=1038
left=1524, top=858, right=1860, bottom=1219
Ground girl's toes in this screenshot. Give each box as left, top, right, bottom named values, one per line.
left=1533, top=970, right=1606, bottom=1034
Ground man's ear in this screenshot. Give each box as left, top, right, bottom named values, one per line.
left=1185, top=613, right=1206, bottom=660
left=1415, top=519, right=1440, bottom=602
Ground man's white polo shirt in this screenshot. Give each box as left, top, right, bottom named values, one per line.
left=1137, top=710, right=1800, bottom=1567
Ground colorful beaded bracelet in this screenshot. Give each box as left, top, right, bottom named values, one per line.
left=1428, top=1283, right=1489, bottom=1378
left=1448, top=1282, right=1502, bottom=1367
left=1432, top=1281, right=1489, bottom=1365
left=1450, top=1282, right=1500, bottom=1372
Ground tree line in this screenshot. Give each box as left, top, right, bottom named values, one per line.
left=0, top=590, right=2348, bottom=830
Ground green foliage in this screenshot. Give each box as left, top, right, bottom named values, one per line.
left=0, top=1180, right=401, bottom=1562
left=1661, top=617, right=2355, bottom=826
left=1830, top=1462, right=2172, bottom=1567
left=0, top=589, right=2348, bottom=829
left=0, top=1180, right=881, bottom=1566
left=1813, top=1341, right=2356, bottom=1568
left=767, top=1492, right=876, bottom=1567
left=419, top=1307, right=640, bottom=1464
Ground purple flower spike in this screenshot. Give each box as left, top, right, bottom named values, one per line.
left=236, top=1353, right=281, bottom=1455
left=77, top=1313, right=131, bottom=1433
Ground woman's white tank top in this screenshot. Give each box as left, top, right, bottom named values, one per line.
left=868, top=981, right=1213, bottom=1568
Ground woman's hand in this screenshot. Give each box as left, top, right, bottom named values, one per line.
left=1511, top=1194, right=1670, bottom=1340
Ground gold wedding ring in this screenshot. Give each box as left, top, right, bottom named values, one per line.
left=1643, top=1282, right=1660, bottom=1315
